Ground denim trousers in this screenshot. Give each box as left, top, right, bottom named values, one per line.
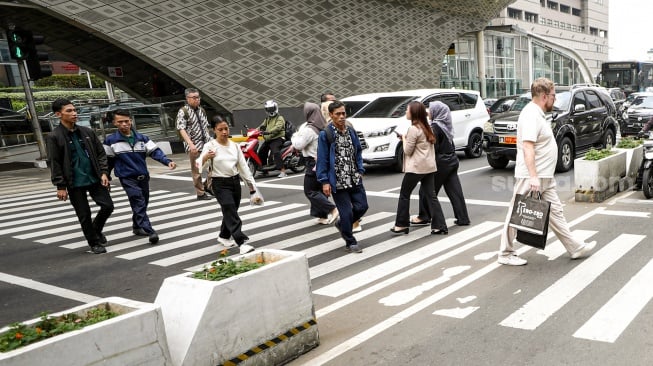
left=332, top=184, right=368, bottom=247
left=120, top=176, right=154, bottom=233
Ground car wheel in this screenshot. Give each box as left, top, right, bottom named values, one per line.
left=464, top=131, right=483, bottom=158
left=394, top=143, right=404, bottom=172
left=487, top=154, right=510, bottom=169
left=643, top=168, right=653, bottom=199
left=602, top=128, right=615, bottom=149
left=556, top=137, right=574, bottom=173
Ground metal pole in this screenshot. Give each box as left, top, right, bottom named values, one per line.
left=86, top=71, right=93, bottom=89
left=17, top=60, right=48, bottom=165
left=105, top=81, right=115, bottom=102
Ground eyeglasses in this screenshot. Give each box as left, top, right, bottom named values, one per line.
left=188, top=96, right=200, bottom=100
left=332, top=112, right=346, bottom=116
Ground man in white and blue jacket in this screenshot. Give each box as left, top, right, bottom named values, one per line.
left=104, top=109, right=176, bottom=244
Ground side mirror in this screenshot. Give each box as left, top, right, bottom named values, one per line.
left=574, top=104, right=586, bottom=113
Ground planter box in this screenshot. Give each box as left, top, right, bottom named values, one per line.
left=0, top=297, right=171, bottom=366
left=155, top=249, right=318, bottom=366
left=574, top=150, right=627, bottom=202
left=615, top=145, right=643, bottom=181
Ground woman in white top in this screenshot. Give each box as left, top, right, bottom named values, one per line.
left=391, top=101, right=447, bottom=235
left=197, top=115, right=256, bottom=254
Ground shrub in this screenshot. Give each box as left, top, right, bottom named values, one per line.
left=616, top=137, right=644, bottom=149
left=34, top=75, right=105, bottom=89
left=584, top=147, right=615, bottom=161
left=192, top=249, right=265, bottom=281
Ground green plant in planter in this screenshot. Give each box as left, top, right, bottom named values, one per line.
left=193, top=249, right=265, bottom=281
left=0, top=307, right=118, bottom=353
left=584, top=147, right=615, bottom=161
left=616, top=137, right=644, bottom=149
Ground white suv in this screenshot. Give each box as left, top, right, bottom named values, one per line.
left=345, top=89, right=488, bottom=170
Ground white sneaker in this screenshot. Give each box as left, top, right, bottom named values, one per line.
left=316, top=218, right=330, bottom=225
left=218, top=236, right=236, bottom=248
left=277, top=172, right=288, bottom=178
left=326, top=208, right=339, bottom=224
left=352, top=220, right=362, bottom=233
left=497, top=254, right=527, bottom=266
left=239, top=244, right=255, bottom=254
left=571, top=241, right=597, bottom=259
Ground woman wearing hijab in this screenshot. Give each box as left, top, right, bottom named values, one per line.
left=413, top=101, right=470, bottom=227
left=292, top=102, right=339, bottom=224
left=391, top=101, right=447, bottom=235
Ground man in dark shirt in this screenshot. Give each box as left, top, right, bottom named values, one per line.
left=316, top=101, right=369, bottom=253
left=47, top=98, right=114, bottom=254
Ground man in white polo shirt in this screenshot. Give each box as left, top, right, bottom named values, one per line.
left=498, top=77, right=596, bottom=266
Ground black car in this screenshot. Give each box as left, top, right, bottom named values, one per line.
left=620, top=93, right=653, bottom=136
left=0, top=107, right=51, bottom=135
left=483, top=85, right=619, bottom=172
left=488, top=95, right=519, bottom=116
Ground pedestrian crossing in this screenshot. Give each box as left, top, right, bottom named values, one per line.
left=1, top=180, right=652, bottom=351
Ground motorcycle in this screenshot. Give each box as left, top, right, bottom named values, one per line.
left=239, top=126, right=306, bottom=176
left=637, top=132, right=653, bottom=198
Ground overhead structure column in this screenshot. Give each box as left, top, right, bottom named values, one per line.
left=476, top=30, right=486, bottom=98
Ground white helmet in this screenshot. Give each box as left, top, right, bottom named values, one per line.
left=264, top=100, right=278, bottom=117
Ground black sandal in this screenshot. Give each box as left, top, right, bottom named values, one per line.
left=410, top=218, right=430, bottom=226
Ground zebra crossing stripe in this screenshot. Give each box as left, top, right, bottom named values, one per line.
left=4, top=191, right=176, bottom=228
left=499, top=233, right=645, bottom=330
left=535, top=230, right=598, bottom=261
left=61, top=200, right=279, bottom=249
left=314, top=221, right=504, bottom=298
left=117, top=203, right=306, bottom=260
left=10, top=193, right=187, bottom=239
left=573, top=258, right=653, bottom=343
left=149, top=210, right=309, bottom=266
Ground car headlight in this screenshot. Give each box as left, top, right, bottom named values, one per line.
left=367, top=126, right=396, bottom=138
left=483, top=121, right=495, bottom=133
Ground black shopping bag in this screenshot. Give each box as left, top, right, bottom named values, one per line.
left=509, top=192, right=551, bottom=249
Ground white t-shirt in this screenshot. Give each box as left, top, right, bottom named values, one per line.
left=514, top=101, right=557, bottom=178
left=196, top=139, right=255, bottom=187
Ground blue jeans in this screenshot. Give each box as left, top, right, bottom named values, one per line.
left=332, top=184, right=368, bottom=247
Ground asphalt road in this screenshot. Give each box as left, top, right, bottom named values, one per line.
left=1, top=152, right=652, bottom=366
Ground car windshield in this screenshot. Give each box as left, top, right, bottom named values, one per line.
left=631, top=96, right=653, bottom=109
left=354, top=96, right=417, bottom=118
left=508, top=91, right=570, bottom=112
left=344, top=101, right=372, bottom=117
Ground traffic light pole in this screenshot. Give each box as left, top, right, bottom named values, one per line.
left=17, top=60, right=48, bottom=166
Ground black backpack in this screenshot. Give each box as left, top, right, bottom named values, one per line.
left=284, top=120, right=296, bottom=141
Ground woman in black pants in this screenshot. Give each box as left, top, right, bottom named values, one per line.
left=413, top=101, right=470, bottom=227
left=198, top=115, right=258, bottom=254
left=292, top=102, right=338, bottom=224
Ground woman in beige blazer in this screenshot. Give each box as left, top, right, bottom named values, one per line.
left=391, top=101, right=448, bottom=235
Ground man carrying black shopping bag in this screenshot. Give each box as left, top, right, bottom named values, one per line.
left=498, top=77, right=597, bottom=266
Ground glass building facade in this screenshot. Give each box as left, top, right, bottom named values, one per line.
left=441, top=29, right=588, bottom=98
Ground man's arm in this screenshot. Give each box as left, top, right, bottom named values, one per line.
left=522, top=140, right=540, bottom=192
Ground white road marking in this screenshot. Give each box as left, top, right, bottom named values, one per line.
left=433, top=306, right=480, bottom=318
left=535, top=230, right=597, bottom=261
left=379, top=266, right=470, bottom=306
left=596, top=209, right=650, bottom=218
left=0, top=272, right=99, bottom=303
left=314, top=221, right=502, bottom=297
left=499, top=234, right=645, bottom=330
left=573, top=258, right=653, bottom=343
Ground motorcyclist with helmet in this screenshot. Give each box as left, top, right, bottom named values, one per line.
left=257, top=100, right=288, bottom=178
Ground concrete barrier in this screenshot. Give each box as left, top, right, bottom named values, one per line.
left=0, top=297, right=172, bottom=366
left=155, top=249, right=319, bottom=366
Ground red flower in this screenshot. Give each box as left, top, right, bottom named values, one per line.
left=14, top=332, right=23, bottom=340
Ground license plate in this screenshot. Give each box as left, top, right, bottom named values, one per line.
left=500, top=136, right=517, bottom=144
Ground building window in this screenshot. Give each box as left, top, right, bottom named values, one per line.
left=547, top=1, right=558, bottom=10
left=572, top=8, right=581, bottom=16
left=547, top=19, right=552, bottom=26
left=525, top=12, right=538, bottom=23
left=590, top=27, right=598, bottom=36
left=599, top=30, right=607, bottom=38
left=508, top=8, right=522, bottom=20
left=539, top=17, right=546, bottom=25
left=594, top=0, right=603, bottom=5
left=540, top=0, right=545, bottom=6
left=560, top=4, right=570, bottom=13
left=553, top=20, right=559, bottom=27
